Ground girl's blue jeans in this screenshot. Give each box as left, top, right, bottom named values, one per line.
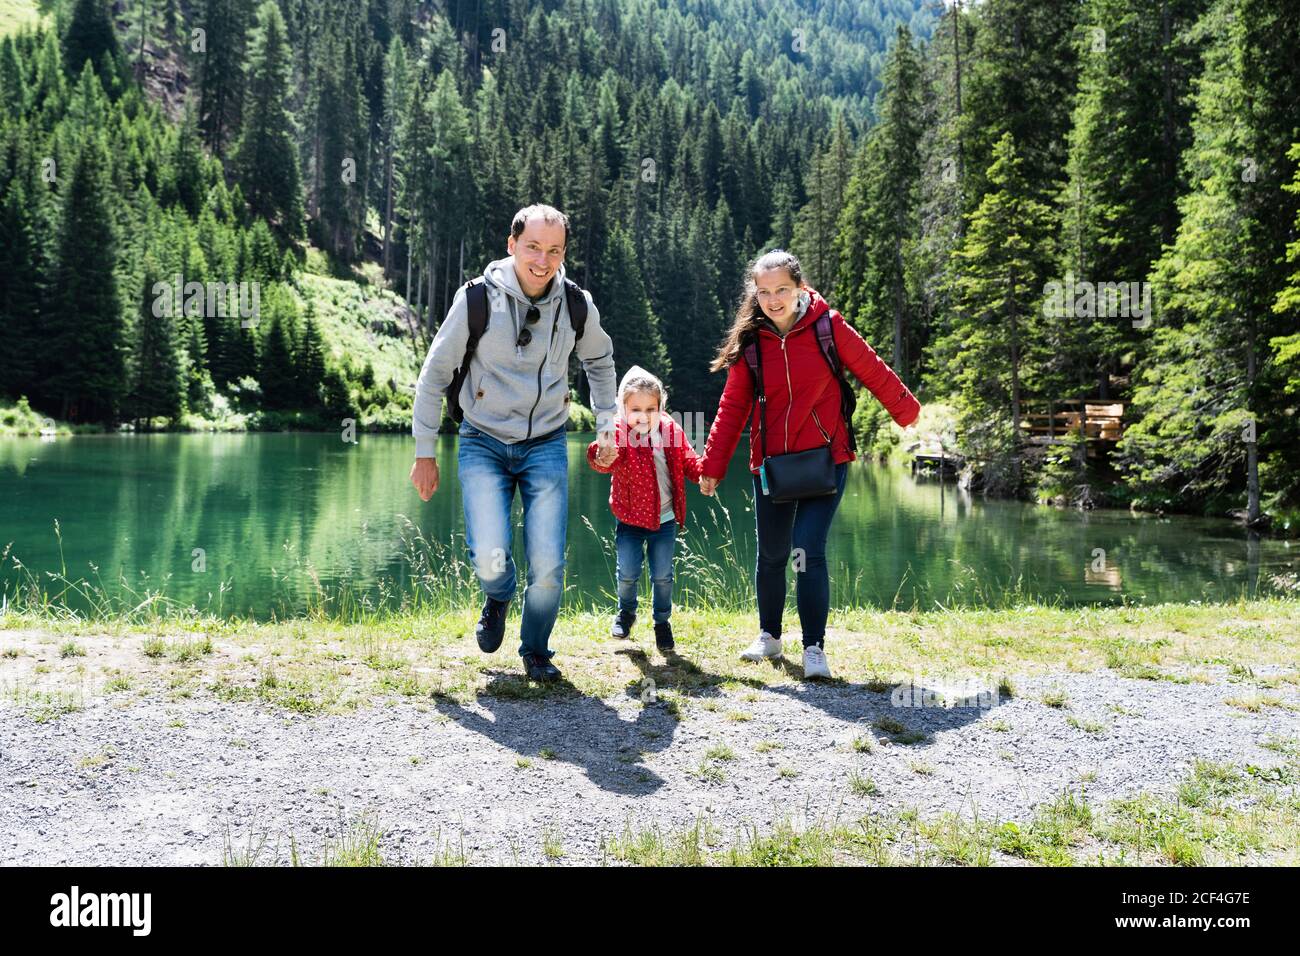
left=615, top=518, right=676, bottom=623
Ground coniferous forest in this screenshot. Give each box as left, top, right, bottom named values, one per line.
left=1, top=0, right=1298, bottom=527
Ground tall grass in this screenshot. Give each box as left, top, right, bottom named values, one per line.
left=3, top=511, right=1296, bottom=628
left=0, top=523, right=216, bottom=626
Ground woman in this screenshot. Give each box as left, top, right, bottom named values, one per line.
left=698, top=250, right=920, bottom=679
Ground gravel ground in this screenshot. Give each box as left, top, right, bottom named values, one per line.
left=2, top=663, right=1297, bottom=865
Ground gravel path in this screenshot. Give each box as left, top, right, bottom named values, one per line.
left=2, top=666, right=1296, bottom=865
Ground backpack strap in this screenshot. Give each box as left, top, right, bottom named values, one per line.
left=812, top=309, right=859, bottom=452
left=741, top=331, right=769, bottom=462
left=465, top=277, right=489, bottom=340
left=742, top=336, right=761, bottom=384
left=447, top=277, right=490, bottom=423
left=563, top=278, right=587, bottom=339
left=813, top=310, right=839, bottom=373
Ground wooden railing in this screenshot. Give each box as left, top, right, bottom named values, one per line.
left=1020, top=399, right=1125, bottom=444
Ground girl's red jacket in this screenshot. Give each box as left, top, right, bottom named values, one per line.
left=586, top=416, right=704, bottom=530
left=700, top=289, right=921, bottom=479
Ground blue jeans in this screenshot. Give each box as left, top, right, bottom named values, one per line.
left=457, top=421, right=568, bottom=659
left=615, top=519, right=676, bottom=623
left=752, top=462, right=848, bottom=647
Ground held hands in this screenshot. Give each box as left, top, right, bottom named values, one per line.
left=595, top=430, right=618, bottom=467
left=410, top=457, right=439, bottom=501
left=699, top=476, right=719, bottom=496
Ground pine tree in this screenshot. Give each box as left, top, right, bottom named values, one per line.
left=961, top=0, right=1080, bottom=215
left=0, top=35, right=26, bottom=113
left=793, top=113, right=854, bottom=296
left=313, top=34, right=368, bottom=262
left=44, top=136, right=125, bottom=424
left=159, top=106, right=208, bottom=215
left=1272, top=142, right=1300, bottom=399
left=0, top=178, right=43, bottom=400
left=832, top=26, right=925, bottom=382
left=127, top=258, right=186, bottom=426
left=936, top=132, right=1054, bottom=492
left=1119, top=0, right=1300, bottom=520
left=258, top=295, right=297, bottom=409
left=296, top=310, right=327, bottom=409
left=673, top=202, right=728, bottom=412
left=196, top=0, right=252, bottom=155
left=1056, top=0, right=1207, bottom=399
left=597, top=226, right=669, bottom=386
left=381, top=36, right=411, bottom=279
left=180, top=306, right=214, bottom=414
left=62, top=0, right=121, bottom=79
left=233, top=1, right=303, bottom=234
left=765, top=169, right=798, bottom=251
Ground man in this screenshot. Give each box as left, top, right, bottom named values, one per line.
left=410, top=205, right=618, bottom=681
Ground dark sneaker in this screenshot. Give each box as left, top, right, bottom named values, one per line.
left=522, top=652, right=561, bottom=682
left=654, top=621, right=675, bottom=652
left=476, top=596, right=509, bottom=653
left=612, top=609, right=636, bottom=638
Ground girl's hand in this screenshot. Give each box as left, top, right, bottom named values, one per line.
left=699, top=476, right=719, bottom=496
left=595, top=430, right=618, bottom=466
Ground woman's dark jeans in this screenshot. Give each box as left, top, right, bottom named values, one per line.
left=751, top=462, right=848, bottom=647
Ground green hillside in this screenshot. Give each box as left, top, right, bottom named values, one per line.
left=0, top=0, right=45, bottom=36
left=0, top=0, right=931, bottom=434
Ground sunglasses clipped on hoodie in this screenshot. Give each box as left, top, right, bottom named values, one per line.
left=516, top=303, right=541, bottom=349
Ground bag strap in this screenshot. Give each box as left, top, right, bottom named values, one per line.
left=813, top=310, right=838, bottom=373
left=464, top=277, right=489, bottom=345
left=447, top=277, right=490, bottom=421
left=812, top=309, right=859, bottom=453
left=563, top=277, right=587, bottom=339
left=742, top=332, right=768, bottom=462
left=452, top=276, right=586, bottom=418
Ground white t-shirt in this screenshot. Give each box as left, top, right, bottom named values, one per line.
left=651, top=431, right=674, bottom=525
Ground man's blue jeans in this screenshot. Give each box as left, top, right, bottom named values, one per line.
left=615, top=519, right=676, bottom=623
left=457, top=421, right=567, bottom=660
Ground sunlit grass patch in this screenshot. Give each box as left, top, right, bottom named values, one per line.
left=1065, top=715, right=1107, bottom=735
left=1041, top=687, right=1070, bottom=709
left=1225, top=694, right=1287, bottom=712
left=848, top=771, right=879, bottom=796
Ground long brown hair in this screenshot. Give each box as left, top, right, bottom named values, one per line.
left=710, top=249, right=805, bottom=372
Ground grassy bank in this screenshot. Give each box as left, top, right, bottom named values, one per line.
left=0, top=394, right=596, bottom=436
left=221, top=756, right=1299, bottom=866
left=0, top=397, right=100, bottom=436
left=3, top=515, right=1297, bottom=711
left=597, top=758, right=1300, bottom=866
left=2, top=599, right=1296, bottom=718
left=4, top=599, right=1297, bottom=866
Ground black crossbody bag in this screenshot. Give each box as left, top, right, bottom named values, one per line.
left=749, top=330, right=838, bottom=504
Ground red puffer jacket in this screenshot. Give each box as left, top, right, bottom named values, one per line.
left=587, top=415, right=705, bottom=530
left=700, top=289, right=920, bottom=479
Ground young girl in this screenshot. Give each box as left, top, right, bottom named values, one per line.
left=698, top=250, right=920, bottom=679
left=587, top=366, right=704, bottom=652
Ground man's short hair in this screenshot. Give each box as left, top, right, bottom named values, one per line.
left=511, top=204, right=570, bottom=247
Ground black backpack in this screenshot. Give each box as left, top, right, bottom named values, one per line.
left=446, top=275, right=589, bottom=424
left=741, top=309, right=859, bottom=452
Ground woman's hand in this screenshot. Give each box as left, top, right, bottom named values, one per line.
left=699, top=476, right=719, bottom=496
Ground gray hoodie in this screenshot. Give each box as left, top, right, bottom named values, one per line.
left=412, top=255, right=618, bottom=455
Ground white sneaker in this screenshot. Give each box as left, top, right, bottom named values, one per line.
left=802, top=644, right=832, bottom=680
left=740, top=631, right=782, bottom=661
